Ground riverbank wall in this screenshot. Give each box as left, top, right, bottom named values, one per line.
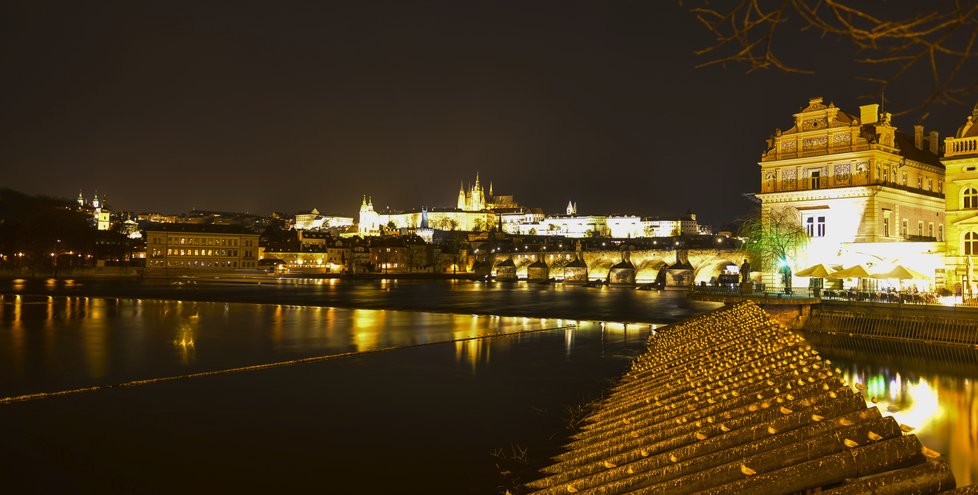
left=804, top=301, right=978, bottom=348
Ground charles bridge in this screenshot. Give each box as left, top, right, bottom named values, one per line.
left=474, top=247, right=747, bottom=286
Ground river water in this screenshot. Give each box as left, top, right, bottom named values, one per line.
left=1, top=278, right=976, bottom=492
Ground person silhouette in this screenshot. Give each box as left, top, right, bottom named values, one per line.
left=740, top=259, right=751, bottom=283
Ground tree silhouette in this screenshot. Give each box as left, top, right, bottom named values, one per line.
left=739, top=206, right=809, bottom=291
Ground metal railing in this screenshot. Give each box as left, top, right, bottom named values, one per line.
left=689, top=284, right=821, bottom=299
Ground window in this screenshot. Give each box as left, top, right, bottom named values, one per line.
left=917, top=221, right=923, bottom=237
left=917, top=176, right=923, bottom=189
left=939, top=182, right=943, bottom=193
left=928, top=223, right=934, bottom=238
left=810, top=170, right=821, bottom=189
left=939, top=225, right=944, bottom=241
left=927, top=178, right=933, bottom=191
left=902, top=220, right=908, bottom=239
left=882, top=213, right=891, bottom=237
left=804, top=215, right=826, bottom=237
left=966, top=232, right=978, bottom=255
left=965, top=188, right=978, bottom=209
left=902, top=172, right=908, bottom=186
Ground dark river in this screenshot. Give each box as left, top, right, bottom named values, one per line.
left=1, top=278, right=976, bottom=492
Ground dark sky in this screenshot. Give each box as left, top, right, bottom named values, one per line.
left=2, top=1, right=975, bottom=225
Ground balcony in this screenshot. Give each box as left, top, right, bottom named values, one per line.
left=763, top=143, right=871, bottom=161
left=946, top=136, right=978, bottom=157
left=764, top=178, right=944, bottom=200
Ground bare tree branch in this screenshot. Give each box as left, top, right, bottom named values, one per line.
left=685, top=0, right=978, bottom=116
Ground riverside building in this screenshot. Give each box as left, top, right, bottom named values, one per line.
left=145, top=223, right=260, bottom=271
left=754, top=97, right=945, bottom=289
left=941, top=104, right=978, bottom=294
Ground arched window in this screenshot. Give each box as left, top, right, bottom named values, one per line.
left=965, top=188, right=978, bottom=209
left=965, top=232, right=978, bottom=255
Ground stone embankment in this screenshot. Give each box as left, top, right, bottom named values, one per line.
left=526, top=301, right=973, bottom=494
left=805, top=303, right=978, bottom=347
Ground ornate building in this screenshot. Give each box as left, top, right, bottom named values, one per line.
left=358, top=196, right=381, bottom=235
left=942, top=104, right=978, bottom=294
left=755, top=97, right=945, bottom=287
left=457, top=174, right=487, bottom=211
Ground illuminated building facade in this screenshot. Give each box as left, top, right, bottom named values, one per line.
left=941, top=104, right=978, bottom=294
left=77, top=190, right=112, bottom=230
left=508, top=213, right=609, bottom=237
left=262, top=235, right=352, bottom=273
left=294, top=208, right=354, bottom=231
left=606, top=214, right=700, bottom=238
left=145, top=223, right=260, bottom=270
left=755, top=97, right=945, bottom=287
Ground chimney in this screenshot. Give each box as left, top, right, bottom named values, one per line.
left=860, top=104, right=879, bottom=125
left=914, top=125, right=924, bottom=149
left=928, top=130, right=939, bottom=155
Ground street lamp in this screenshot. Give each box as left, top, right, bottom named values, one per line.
left=53, top=239, right=62, bottom=278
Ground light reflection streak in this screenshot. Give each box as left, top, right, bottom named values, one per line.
left=0, top=323, right=577, bottom=406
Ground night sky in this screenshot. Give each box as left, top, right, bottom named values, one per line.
left=2, top=1, right=975, bottom=225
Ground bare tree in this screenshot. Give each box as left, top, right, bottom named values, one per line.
left=740, top=206, right=808, bottom=291
left=684, top=0, right=978, bottom=116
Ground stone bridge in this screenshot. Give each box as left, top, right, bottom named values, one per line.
left=475, top=248, right=746, bottom=286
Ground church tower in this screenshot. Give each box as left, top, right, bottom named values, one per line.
left=359, top=195, right=380, bottom=235
left=457, top=182, right=467, bottom=210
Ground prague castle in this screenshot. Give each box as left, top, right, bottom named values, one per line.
left=351, top=173, right=701, bottom=239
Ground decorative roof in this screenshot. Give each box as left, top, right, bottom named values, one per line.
left=892, top=131, right=942, bottom=167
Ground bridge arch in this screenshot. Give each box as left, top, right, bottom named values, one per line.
left=693, top=258, right=739, bottom=284
left=635, top=258, right=668, bottom=283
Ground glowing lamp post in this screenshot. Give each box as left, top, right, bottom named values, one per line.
left=778, top=258, right=792, bottom=294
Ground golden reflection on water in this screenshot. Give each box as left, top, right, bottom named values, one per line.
left=455, top=338, right=489, bottom=373
left=352, top=308, right=384, bottom=351
left=840, top=366, right=978, bottom=484
left=80, top=298, right=109, bottom=379
left=174, top=302, right=199, bottom=364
